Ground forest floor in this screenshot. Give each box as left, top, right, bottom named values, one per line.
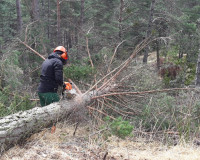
left=1, top=122, right=200, bottom=160
left=2, top=52, right=200, bottom=160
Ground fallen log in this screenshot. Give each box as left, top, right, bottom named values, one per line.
left=0, top=85, right=115, bottom=155
left=0, top=98, right=82, bottom=154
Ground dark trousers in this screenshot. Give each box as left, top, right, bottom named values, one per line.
left=38, top=92, right=60, bottom=107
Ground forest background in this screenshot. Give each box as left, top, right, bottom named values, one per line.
left=1, top=0, right=200, bottom=147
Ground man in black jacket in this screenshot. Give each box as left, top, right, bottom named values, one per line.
left=38, top=46, right=69, bottom=106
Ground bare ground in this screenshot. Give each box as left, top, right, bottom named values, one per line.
left=1, top=122, right=200, bottom=160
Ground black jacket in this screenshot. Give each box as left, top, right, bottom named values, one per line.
left=38, top=52, right=65, bottom=93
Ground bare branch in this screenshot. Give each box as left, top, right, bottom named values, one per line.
left=25, top=20, right=39, bottom=43
left=87, top=106, right=115, bottom=120
left=92, top=88, right=195, bottom=99
left=107, top=40, right=126, bottom=73
left=97, top=37, right=151, bottom=92
left=17, top=38, right=46, bottom=60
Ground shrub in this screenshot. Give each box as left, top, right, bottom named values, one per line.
left=110, top=117, right=134, bottom=139
left=0, top=86, right=36, bottom=117
left=102, top=116, right=134, bottom=139
left=139, top=93, right=177, bottom=131
left=63, top=64, right=96, bottom=81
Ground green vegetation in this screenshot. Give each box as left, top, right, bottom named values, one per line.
left=0, top=86, right=36, bottom=117
left=110, top=117, right=134, bottom=139
left=63, top=64, right=95, bottom=81
left=102, top=116, right=134, bottom=139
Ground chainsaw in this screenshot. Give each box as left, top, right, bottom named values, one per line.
left=62, top=82, right=77, bottom=99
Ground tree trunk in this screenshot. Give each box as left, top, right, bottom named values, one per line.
left=57, top=0, right=62, bottom=44
left=75, top=23, right=80, bottom=59
left=143, top=0, right=156, bottom=63
left=16, top=0, right=23, bottom=34
left=31, top=0, right=40, bottom=21
left=0, top=87, right=112, bottom=154
left=156, top=40, right=160, bottom=69
left=68, top=30, right=72, bottom=49
left=195, top=51, right=200, bottom=87
left=47, top=0, right=50, bottom=39
left=119, top=0, right=124, bottom=40
left=76, top=0, right=85, bottom=59
left=80, top=0, right=85, bottom=29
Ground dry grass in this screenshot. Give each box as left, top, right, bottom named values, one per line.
left=1, top=122, right=200, bottom=160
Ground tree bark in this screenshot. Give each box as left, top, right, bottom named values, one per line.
left=16, top=0, right=23, bottom=34
left=143, top=0, right=156, bottom=63
left=31, top=0, right=40, bottom=21
left=0, top=86, right=112, bottom=154
left=119, top=0, right=124, bottom=40
left=47, top=0, right=50, bottom=39
left=195, top=51, right=200, bottom=87
left=0, top=101, right=75, bottom=154
left=57, top=0, right=62, bottom=44
left=156, top=40, right=160, bottom=69
left=80, top=0, right=85, bottom=29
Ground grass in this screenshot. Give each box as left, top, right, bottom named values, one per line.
left=1, top=122, right=200, bottom=160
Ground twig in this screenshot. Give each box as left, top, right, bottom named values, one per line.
left=99, top=97, right=106, bottom=120
left=89, top=111, right=104, bottom=123
left=103, top=152, right=108, bottom=160
left=83, top=62, right=123, bottom=96
left=107, top=40, right=126, bottom=73
left=83, top=37, right=151, bottom=95
left=68, top=79, right=82, bottom=95
left=25, top=20, right=38, bottom=43
left=134, top=130, right=179, bottom=135
left=86, top=27, right=94, bottom=68
left=30, top=99, right=40, bottom=101
left=104, top=99, right=136, bottom=115
left=97, top=99, right=126, bottom=117
left=86, top=27, right=98, bottom=89
left=86, top=106, right=116, bottom=120
left=96, top=37, right=151, bottom=92
left=73, top=122, right=79, bottom=136
left=92, top=87, right=195, bottom=99
left=117, top=94, right=129, bottom=104
left=89, top=128, right=108, bottom=137
left=104, top=97, right=138, bottom=113
left=23, top=66, right=41, bottom=79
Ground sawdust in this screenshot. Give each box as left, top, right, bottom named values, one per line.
left=1, top=122, right=200, bottom=160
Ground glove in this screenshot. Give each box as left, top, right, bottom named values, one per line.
left=64, top=82, right=72, bottom=90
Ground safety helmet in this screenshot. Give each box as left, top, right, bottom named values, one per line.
left=53, top=46, right=68, bottom=60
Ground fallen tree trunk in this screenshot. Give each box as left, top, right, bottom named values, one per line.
left=0, top=85, right=114, bottom=155
left=0, top=94, right=82, bottom=154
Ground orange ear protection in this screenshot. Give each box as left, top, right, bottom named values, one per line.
left=53, top=46, right=68, bottom=60
left=61, top=52, right=68, bottom=60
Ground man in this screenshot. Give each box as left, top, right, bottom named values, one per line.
left=38, top=46, right=70, bottom=106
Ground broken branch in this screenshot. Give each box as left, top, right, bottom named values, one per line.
left=92, top=88, right=195, bottom=99
left=17, top=38, right=46, bottom=60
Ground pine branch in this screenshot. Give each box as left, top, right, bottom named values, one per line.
left=92, top=88, right=195, bottom=99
